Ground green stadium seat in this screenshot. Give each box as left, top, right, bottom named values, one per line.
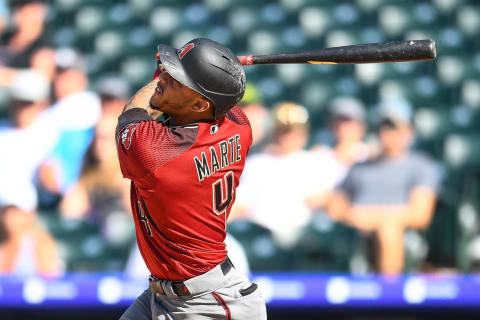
left=411, top=2, right=438, bottom=26
left=358, top=26, right=386, bottom=44
left=149, top=7, right=180, bottom=37
left=75, top=6, right=105, bottom=36
left=206, top=26, right=233, bottom=47
left=257, top=76, right=285, bottom=104
left=204, top=0, right=233, bottom=12
left=404, top=229, right=429, bottom=272
left=182, top=3, right=212, bottom=26
left=94, top=30, right=126, bottom=60
left=227, top=220, right=295, bottom=271
left=55, top=0, right=82, bottom=12
left=41, top=216, right=105, bottom=271
left=260, top=3, right=288, bottom=26
left=425, top=204, right=458, bottom=270
left=443, top=134, right=480, bottom=169
left=120, top=55, right=155, bottom=86
left=280, top=26, right=307, bottom=49
left=332, top=3, right=360, bottom=26
left=414, top=107, right=452, bottom=141
left=460, top=79, right=480, bottom=110
left=107, top=3, right=134, bottom=25
left=432, top=0, right=464, bottom=15
left=378, top=5, right=411, bottom=37
left=298, top=7, right=329, bottom=39
left=294, top=213, right=359, bottom=272
left=227, top=7, right=258, bottom=37
left=437, top=27, right=465, bottom=55
left=456, top=5, right=480, bottom=37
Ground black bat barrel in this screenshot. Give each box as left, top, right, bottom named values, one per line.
left=251, top=39, right=437, bottom=65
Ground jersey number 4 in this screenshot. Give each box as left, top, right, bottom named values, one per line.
left=212, top=171, right=234, bottom=216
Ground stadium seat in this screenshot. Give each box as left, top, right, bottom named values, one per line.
left=75, top=6, right=105, bottom=36
left=227, top=220, right=295, bottom=271
left=120, top=55, right=155, bottom=86
left=294, top=213, right=359, bottom=272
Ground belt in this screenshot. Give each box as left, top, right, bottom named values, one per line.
left=149, top=257, right=234, bottom=297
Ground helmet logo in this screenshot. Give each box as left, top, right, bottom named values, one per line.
left=178, top=43, right=195, bottom=60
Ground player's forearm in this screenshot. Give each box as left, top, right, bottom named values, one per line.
left=122, top=80, right=162, bottom=119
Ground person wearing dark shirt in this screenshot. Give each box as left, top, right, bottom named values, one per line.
left=328, top=100, right=440, bottom=275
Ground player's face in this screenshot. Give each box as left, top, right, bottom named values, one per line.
left=149, top=71, right=204, bottom=117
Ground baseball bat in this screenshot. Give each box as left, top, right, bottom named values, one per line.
left=237, top=39, right=436, bottom=65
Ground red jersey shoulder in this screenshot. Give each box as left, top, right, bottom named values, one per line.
left=116, top=119, right=198, bottom=186
left=225, top=106, right=251, bottom=128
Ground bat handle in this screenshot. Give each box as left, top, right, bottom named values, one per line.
left=238, top=55, right=254, bottom=66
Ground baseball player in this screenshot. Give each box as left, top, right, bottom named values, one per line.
left=116, top=38, right=267, bottom=319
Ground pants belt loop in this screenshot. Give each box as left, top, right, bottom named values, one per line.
left=161, top=280, right=178, bottom=299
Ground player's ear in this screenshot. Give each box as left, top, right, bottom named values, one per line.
left=191, top=98, right=211, bottom=113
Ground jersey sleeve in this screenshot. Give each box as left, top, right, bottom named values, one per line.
left=116, top=108, right=198, bottom=189
left=116, top=109, right=157, bottom=188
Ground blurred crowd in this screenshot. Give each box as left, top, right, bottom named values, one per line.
left=0, top=0, right=468, bottom=279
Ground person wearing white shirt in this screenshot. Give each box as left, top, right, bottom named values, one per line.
left=232, top=102, right=339, bottom=248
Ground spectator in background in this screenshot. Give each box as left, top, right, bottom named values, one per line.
left=327, top=97, right=372, bottom=175
left=0, top=71, right=62, bottom=277
left=38, top=48, right=101, bottom=198
left=0, top=205, right=61, bottom=276
left=59, top=77, right=132, bottom=247
left=0, top=71, right=53, bottom=212
left=0, top=0, right=55, bottom=85
left=308, top=97, right=372, bottom=209
left=237, top=83, right=272, bottom=155
left=231, top=102, right=338, bottom=248
left=95, top=74, right=132, bottom=115
left=59, top=112, right=133, bottom=247
left=328, top=99, right=440, bottom=275
left=238, top=102, right=271, bottom=154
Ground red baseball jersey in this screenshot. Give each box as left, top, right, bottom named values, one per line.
left=116, top=107, right=252, bottom=280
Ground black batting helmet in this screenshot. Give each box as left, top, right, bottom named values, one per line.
left=157, top=38, right=246, bottom=119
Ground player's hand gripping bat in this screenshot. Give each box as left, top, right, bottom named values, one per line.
left=237, top=39, right=436, bottom=65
